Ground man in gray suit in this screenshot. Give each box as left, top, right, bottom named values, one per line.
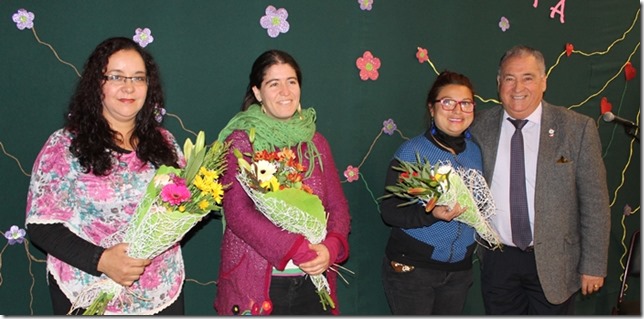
left=470, top=45, right=611, bottom=315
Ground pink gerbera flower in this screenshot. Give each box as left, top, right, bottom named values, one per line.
left=160, top=183, right=191, bottom=205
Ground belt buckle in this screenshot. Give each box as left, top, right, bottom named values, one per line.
left=390, top=261, right=415, bottom=273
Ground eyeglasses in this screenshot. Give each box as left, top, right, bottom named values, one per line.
left=434, top=98, right=475, bottom=113
left=103, top=74, right=148, bottom=86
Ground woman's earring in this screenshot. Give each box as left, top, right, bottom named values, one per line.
left=297, top=103, right=303, bottom=120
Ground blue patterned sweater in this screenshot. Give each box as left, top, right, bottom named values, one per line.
left=380, top=130, right=483, bottom=270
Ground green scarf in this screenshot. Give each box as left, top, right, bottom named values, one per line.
left=217, top=104, right=323, bottom=177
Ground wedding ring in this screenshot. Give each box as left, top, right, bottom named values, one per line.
left=593, top=284, right=599, bottom=288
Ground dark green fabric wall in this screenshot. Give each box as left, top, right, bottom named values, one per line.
left=0, top=1, right=640, bottom=315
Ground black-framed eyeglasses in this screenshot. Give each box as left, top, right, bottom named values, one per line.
left=103, top=74, right=148, bottom=86
left=433, top=98, right=475, bottom=113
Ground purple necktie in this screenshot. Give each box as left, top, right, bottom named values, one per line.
left=508, top=118, right=532, bottom=250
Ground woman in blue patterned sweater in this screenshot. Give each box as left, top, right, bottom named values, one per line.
left=379, top=70, right=482, bottom=315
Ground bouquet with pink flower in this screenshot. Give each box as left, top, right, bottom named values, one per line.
left=78, top=131, right=229, bottom=315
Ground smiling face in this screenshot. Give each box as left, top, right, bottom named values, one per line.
left=252, top=63, right=301, bottom=121
left=429, top=84, right=474, bottom=137
left=101, top=49, right=148, bottom=129
left=497, top=54, right=547, bottom=119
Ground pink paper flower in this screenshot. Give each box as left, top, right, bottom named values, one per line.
left=498, top=16, right=510, bottom=32
left=416, top=47, right=429, bottom=63
left=383, top=119, right=397, bottom=135
left=12, top=9, right=35, bottom=30
left=4, top=225, right=26, bottom=245
left=160, top=183, right=191, bottom=205
left=260, top=5, right=290, bottom=38
left=344, top=165, right=360, bottom=182
left=358, top=0, right=374, bottom=11
left=356, top=51, right=381, bottom=81
left=133, top=28, right=154, bottom=48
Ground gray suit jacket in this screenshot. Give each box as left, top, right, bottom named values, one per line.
left=470, top=101, right=611, bottom=304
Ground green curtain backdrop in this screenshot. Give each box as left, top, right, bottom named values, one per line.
left=0, top=0, right=640, bottom=315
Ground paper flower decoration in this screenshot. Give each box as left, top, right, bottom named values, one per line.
left=383, top=119, right=397, bottom=135
left=358, top=0, right=374, bottom=11
left=416, top=47, right=429, bottom=63
left=624, top=62, right=636, bottom=81
left=154, top=105, right=166, bottom=123
left=623, top=204, right=632, bottom=216
left=600, top=97, right=612, bottom=115
left=498, top=16, right=510, bottom=32
left=260, top=5, right=290, bottom=38
left=565, top=43, right=574, bottom=57
left=344, top=165, right=360, bottom=182
left=133, top=28, right=154, bottom=48
left=356, top=51, right=381, bottom=81
left=4, top=225, right=26, bottom=245
left=12, top=8, right=35, bottom=30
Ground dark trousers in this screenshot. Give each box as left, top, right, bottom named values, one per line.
left=381, top=256, right=473, bottom=315
left=480, top=246, right=576, bottom=315
left=48, top=272, right=185, bottom=315
left=268, top=275, right=332, bottom=315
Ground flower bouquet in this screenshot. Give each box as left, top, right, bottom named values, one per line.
left=380, top=153, right=501, bottom=250
left=233, top=146, right=336, bottom=311
left=76, top=131, right=230, bottom=315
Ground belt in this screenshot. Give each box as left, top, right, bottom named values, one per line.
left=390, top=260, right=415, bottom=273
left=505, top=245, right=534, bottom=253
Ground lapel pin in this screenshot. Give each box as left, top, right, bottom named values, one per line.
left=548, top=128, right=555, bottom=137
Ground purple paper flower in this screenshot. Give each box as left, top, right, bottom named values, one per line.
left=133, top=28, right=154, bottom=48
left=12, top=9, right=35, bottom=30
left=4, top=225, right=26, bottom=245
left=382, top=119, right=397, bottom=135
left=358, top=0, right=374, bottom=11
left=499, top=16, right=510, bottom=32
left=154, top=105, right=166, bottom=123
left=260, top=5, right=290, bottom=38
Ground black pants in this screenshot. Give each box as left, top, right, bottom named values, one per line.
left=268, top=275, right=333, bottom=315
left=48, top=272, right=185, bottom=315
left=480, top=246, right=576, bottom=315
left=381, top=256, right=473, bottom=315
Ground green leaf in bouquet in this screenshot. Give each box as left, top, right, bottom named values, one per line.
left=263, top=188, right=327, bottom=224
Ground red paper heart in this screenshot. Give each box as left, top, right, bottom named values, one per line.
left=600, top=97, right=612, bottom=114
left=565, top=43, right=574, bottom=57
left=624, top=62, right=636, bottom=81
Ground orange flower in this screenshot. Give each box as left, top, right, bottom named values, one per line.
left=287, top=172, right=302, bottom=183
left=424, top=197, right=437, bottom=212
left=407, top=187, right=428, bottom=195
left=301, top=184, right=314, bottom=194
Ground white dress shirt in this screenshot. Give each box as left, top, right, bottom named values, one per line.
left=490, top=104, right=542, bottom=247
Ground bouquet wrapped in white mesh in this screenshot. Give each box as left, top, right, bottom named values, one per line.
left=234, top=147, right=336, bottom=311
left=75, top=132, right=229, bottom=315
left=381, top=153, right=501, bottom=250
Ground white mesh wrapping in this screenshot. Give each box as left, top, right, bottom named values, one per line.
left=236, top=171, right=331, bottom=296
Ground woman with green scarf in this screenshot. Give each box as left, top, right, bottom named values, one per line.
left=214, top=50, right=351, bottom=315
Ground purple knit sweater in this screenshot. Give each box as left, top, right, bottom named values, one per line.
left=213, top=130, right=351, bottom=315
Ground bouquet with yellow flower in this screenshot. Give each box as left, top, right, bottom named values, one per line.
left=78, top=131, right=230, bottom=315
left=380, top=153, right=501, bottom=250
left=233, top=146, right=336, bottom=311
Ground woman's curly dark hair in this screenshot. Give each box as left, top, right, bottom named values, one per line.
left=64, top=37, right=179, bottom=176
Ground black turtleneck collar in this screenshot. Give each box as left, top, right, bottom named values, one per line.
left=424, top=125, right=467, bottom=154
